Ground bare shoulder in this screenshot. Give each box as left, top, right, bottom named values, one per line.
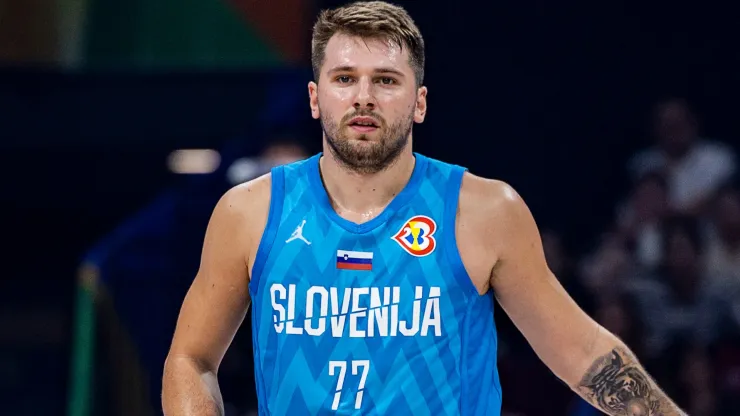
left=459, top=172, right=526, bottom=241
left=219, top=172, right=272, bottom=217
left=166, top=174, right=274, bottom=368
left=212, top=173, right=273, bottom=273
left=455, top=172, right=527, bottom=293
left=459, top=172, right=522, bottom=217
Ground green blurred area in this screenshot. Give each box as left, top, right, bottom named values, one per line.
left=83, top=0, right=281, bottom=70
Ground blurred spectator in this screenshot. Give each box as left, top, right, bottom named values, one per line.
left=654, top=342, right=718, bottom=416
left=578, top=231, right=635, bottom=301
left=704, top=184, right=740, bottom=282
left=628, top=98, right=736, bottom=217
left=625, top=216, right=717, bottom=355
left=679, top=347, right=718, bottom=416
left=616, top=171, right=670, bottom=270
left=227, top=138, right=309, bottom=185
left=542, top=229, right=595, bottom=315
left=595, top=293, right=648, bottom=359
left=695, top=185, right=740, bottom=346
left=697, top=265, right=740, bottom=346
left=261, top=138, right=311, bottom=167
left=712, top=340, right=740, bottom=414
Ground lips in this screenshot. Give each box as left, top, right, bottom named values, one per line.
left=347, top=116, right=380, bottom=134
left=348, top=116, right=379, bottom=127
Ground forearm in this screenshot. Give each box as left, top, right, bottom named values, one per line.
left=572, top=328, right=686, bottom=416
left=162, top=355, right=224, bottom=416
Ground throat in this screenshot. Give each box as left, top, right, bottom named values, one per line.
left=328, top=176, right=399, bottom=223
left=318, top=152, right=416, bottom=222
left=333, top=200, right=391, bottom=224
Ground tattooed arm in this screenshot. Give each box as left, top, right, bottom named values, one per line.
left=466, top=178, right=685, bottom=415
left=575, top=332, right=685, bottom=415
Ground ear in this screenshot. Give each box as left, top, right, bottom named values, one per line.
left=308, top=81, right=320, bottom=120
left=414, top=86, right=428, bottom=123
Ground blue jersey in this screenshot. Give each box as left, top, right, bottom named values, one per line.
left=249, top=153, right=502, bottom=415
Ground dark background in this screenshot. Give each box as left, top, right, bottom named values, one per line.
left=1, top=0, right=739, bottom=415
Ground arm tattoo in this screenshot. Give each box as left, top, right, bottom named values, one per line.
left=577, top=347, right=685, bottom=416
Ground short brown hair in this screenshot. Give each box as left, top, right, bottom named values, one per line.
left=311, top=1, right=425, bottom=87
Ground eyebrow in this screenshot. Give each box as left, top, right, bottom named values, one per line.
left=327, top=66, right=406, bottom=78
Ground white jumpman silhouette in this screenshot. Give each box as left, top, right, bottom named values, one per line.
left=285, top=219, right=311, bottom=245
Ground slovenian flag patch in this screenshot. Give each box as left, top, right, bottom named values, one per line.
left=336, top=250, right=373, bottom=271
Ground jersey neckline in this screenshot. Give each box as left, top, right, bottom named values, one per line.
left=307, top=152, right=428, bottom=234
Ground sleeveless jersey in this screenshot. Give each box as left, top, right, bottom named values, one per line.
left=249, top=153, right=502, bottom=415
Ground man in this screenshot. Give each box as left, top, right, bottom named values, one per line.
left=628, top=97, right=736, bottom=217
left=162, top=2, right=685, bottom=415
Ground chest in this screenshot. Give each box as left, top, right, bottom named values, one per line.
left=270, top=210, right=444, bottom=285
left=259, top=210, right=470, bottom=339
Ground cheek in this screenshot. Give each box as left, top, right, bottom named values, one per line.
left=380, top=95, right=416, bottom=117
left=318, top=94, right=340, bottom=116
left=323, top=86, right=354, bottom=104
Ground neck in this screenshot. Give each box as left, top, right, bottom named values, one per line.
left=319, top=143, right=415, bottom=219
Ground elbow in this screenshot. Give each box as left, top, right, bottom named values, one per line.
left=161, top=355, right=203, bottom=398
left=161, top=353, right=221, bottom=411
left=161, top=355, right=186, bottom=407
left=161, top=355, right=197, bottom=414
left=162, top=353, right=210, bottom=386
left=163, top=354, right=188, bottom=383
left=164, top=353, right=215, bottom=375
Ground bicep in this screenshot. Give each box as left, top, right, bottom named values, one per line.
left=168, top=191, right=252, bottom=371
left=490, top=187, right=599, bottom=383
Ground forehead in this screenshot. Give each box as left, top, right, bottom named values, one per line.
left=322, top=33, right=411, bottom=73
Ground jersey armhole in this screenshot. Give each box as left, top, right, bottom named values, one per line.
left=248, top=165, right=285, bottom=295
left=443, top=166, right=480, bottom=297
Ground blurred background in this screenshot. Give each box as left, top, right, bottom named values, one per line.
left=2, top=0, right=740, bottom=415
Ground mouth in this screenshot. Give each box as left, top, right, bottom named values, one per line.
left=348, top=116, right=380, bottom=133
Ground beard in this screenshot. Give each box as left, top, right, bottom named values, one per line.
left=320, top=104, right=414, bottom=175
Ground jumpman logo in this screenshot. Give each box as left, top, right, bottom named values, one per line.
left=286, top=219, right=311, bottom=245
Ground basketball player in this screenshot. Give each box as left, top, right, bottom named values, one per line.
left=162, top=2, right=685, bottom=415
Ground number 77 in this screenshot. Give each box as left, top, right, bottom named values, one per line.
left=329, top=360, right=370, bottom=410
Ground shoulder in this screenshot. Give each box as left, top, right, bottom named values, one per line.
left=454, top=172, right=531, bottom=290
left=459, top=172, right=541, bottom=260
left=217, top=172, right=273, bottom=222
left=459, top=172, right=525, bottom=227
left=212, top=173, right=273, bottom=256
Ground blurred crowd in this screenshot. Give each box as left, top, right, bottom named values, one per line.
left=216, top=98, right=740, bottom=416
left=499, top=98, right=740, bottom=416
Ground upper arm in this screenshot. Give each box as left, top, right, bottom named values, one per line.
left=166, top=175, right=271, bottom=371
left=474, top=179, right=600, bottom=384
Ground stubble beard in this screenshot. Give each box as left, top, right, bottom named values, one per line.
left=319, top=104, right=415, bottom=175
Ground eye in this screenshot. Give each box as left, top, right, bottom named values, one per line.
left=336, top=76, right=353, bottom=84
left=377, top=77, right=396, bottom=85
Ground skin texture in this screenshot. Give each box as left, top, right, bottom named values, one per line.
left=162, top=177, right=269, bottom=416
left=313, top=34, right=425, bottom=176
left=162, top=30, right=685, bottom=416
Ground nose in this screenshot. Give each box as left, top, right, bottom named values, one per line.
left=353, top=77, right=376, bottom=110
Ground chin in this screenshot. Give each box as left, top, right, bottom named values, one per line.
left=350, top=139, right=385, bottom=150
left=342, top=134, right=375, bottom=144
